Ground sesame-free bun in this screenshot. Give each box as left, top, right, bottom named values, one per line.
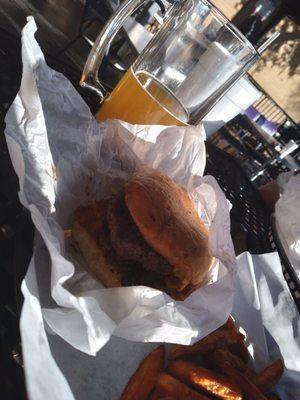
left=124, top=166, right=213, bottom=289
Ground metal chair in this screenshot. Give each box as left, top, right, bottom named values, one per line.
left=56, top=0, right=166, bottom=72
left=56, top=0, right=128, bottom=71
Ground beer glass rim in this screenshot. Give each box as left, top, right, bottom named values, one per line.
left=204, top=0, right=259, bottom=58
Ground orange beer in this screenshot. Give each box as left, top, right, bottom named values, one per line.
left=96, top=68, right=188, bottom=126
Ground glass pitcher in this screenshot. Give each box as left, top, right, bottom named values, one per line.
left=80, top=0, right=259, bottom=126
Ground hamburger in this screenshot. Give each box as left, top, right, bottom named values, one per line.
left=72, top=166, right=213, bottom=299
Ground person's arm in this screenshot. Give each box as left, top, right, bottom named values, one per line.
left=259, top=170, right=300, bottom=210
left=259, top=180, right=280, bottom=210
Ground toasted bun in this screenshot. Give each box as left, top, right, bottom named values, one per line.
left=72, top=201, right=123, bottom=288
left=125, top=166, right=213, bottom=288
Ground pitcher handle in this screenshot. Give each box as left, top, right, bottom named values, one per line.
left=80, top=0, right=150, bottom=102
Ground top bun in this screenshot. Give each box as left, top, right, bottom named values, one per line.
left=124, top=166, right=213, bottom=289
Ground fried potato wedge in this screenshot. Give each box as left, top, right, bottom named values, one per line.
left=148, top=389, right=161, bottom=400
left=121, top=345, right=165, bottom=400
left=253, top=360, right=284, bottom=394
left=265, top=393, right=280, bottom=400
left=169, top=330, right=244, bottom=360
left=155, top=372, right=211, bottom=400
left=213, top=350, right=267, bottom=400
left=168, top=359, right=243, bottom=400
left=228, top=340, right=250, bottom=364
left=211, top=348, right=256, bottom=380
left=218, top=316, right=236, bottom=332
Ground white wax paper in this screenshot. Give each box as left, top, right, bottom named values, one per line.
left=232, top=252, right=300, bottom=400
left=275, top=173, right=300, bottom=279
left=20, top=251, right=300, bottom=400
left=5, top=17, right=236, bottom=356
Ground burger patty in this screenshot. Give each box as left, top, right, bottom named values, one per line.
left=107, top=192, right=173, bottom=275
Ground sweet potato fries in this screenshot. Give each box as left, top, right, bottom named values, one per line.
left=121, top=345, right=165, bottom=400
left=120, top=317, right=284, bottom=399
